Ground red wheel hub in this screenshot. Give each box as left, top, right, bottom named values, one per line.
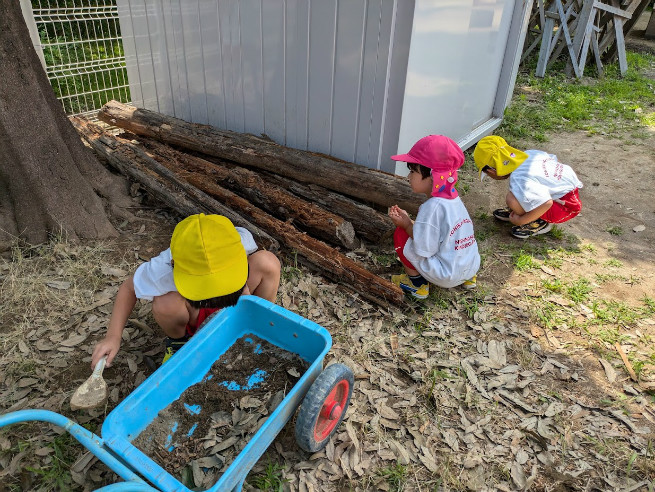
left=314, top=380, right=350, bottom=441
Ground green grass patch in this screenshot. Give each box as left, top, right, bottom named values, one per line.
left=606, top=226, right=624, bottom=236
left=500, top=51, right=655, bottom=141
left=513, top=251, right=540, bottom=271
left=566, top=278, right=593, bottom=304
left=604, top=258, right=624, bottom=268
left=589, top=299, right=654, bottom=326
left=249, top=462, right=289, bottom=491
left=549, top=225, right=565, bottom=240
left=377, top=463, right=408, bottom=492
left=595, top=273, right=627, bottom=284
left=25, top=432, right=79, bottom=491
left=542, top=278, right=564, bottom=293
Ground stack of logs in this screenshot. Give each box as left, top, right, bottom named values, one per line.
left=72, top=100, right=426, bottom=307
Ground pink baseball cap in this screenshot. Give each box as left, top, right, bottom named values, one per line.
left=391, top=135, right=465, bottom=172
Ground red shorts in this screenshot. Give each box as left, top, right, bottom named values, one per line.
left=541, top=188, right=581, bottom=224
left=393, top=227, right=415, bottom=270
left=186, top=307, right=220, bottom=336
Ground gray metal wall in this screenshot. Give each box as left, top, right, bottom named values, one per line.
left=117, top=0, right=413, bottom=172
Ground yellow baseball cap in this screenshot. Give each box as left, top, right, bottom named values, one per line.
left=170, top=214, right=247, bottom=301
left=473, top=136, right=528, bottom=180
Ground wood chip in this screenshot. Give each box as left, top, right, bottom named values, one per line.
left=615, top=343, right=638, bottom=381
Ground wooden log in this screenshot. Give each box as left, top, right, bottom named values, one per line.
left=74, top=118, right=405, bottom=306
left=71, top=117, right=279, bottom=251
left=98, top=100, right=424, bottom=214
left=175, top=173, right=404, bottom=306
left=260, top=170, right=395, bottom=244
left=136, top=136, right=359, bottom=250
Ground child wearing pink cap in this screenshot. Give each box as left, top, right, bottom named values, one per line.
left=389, top=135, right=480, bottom=299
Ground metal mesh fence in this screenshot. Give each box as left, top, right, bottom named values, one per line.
left=29, top=0, right=131, bottom=119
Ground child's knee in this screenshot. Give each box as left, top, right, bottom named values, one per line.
left=506, top=192, right=525, bottom=214
left=249, top=251, right=281, bottom=278
left=152, top=291, right=186, bottom=319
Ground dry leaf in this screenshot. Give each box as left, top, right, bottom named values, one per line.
left=17, top=378, right=38, bottom=388
left=35, top=340, right=55, bottom=351
left=389, top=333, right=398, bottom=354
left=46, top=281, right=71, bottom=290
left=60, top=334, right=87, bottom=347
left=239, top=396, right=263, bottom=409
left=388, top=439, right=410, bottom=465
left=598, top=358, right=617, bottom=383
left=101, top=266, right=127, bottom=277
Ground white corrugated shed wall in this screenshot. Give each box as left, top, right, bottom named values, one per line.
left=117, top=0, right=413, bottom=172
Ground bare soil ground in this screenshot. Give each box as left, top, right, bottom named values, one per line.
left=1, top=17, right=655, bottom=492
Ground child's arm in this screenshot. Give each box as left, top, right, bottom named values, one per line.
left=509, top=200, right=553, bottom=226
left=388, top=205, right=414, bottom=237
left=91, top=276, right=137, bottom=368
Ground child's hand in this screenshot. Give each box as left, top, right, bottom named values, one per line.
left=91, top=336, right=121, bottom=369
left=388, top=205, right=412, bottom=229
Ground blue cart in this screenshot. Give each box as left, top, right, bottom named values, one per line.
left=0, top=296, right=354, bottom=491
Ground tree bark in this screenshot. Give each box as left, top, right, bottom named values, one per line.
left=0, top=4, right=127, bottom=247
left=74, top=119, right=404, bottom=306
left=136, top=137, right=359, bottom=249
left=72, top=118, right=279, bottom=251
left=98, top=100, right=424, bottom=214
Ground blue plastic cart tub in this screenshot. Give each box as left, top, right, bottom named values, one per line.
left=0, top=296, right=332, bottom=492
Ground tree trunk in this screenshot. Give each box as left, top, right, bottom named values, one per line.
left=136, top=137, right=359, bottom=249
left=72, top=118, right=279, bottom=251
left=98, top=100, right=424, bottom=214
left=0, top=4, right=127, bottom=247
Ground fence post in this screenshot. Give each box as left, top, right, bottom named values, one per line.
left=19, top=0, right=47, bottom=71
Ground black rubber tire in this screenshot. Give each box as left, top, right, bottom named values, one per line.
left=295, top=363, right=354, bottom=453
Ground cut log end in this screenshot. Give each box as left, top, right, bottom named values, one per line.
left=336, top=221, right=359, bottom=250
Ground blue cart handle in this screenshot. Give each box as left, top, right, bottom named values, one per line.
left=95, top=484, right=160, bottom=491
left=0, top=410, right=149, bottom=486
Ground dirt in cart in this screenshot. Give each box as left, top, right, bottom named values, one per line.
left=132, top=334, right=308, bottom=484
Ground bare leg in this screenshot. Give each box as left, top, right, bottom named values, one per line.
left=506, top=191, right=526, bottom=215
left=246, top=250, right=281, bottom=303
left=152, top=291, right=192, bottom=339
left=403, top=265, right=420, bottom=276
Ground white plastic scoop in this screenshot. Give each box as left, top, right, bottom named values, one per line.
left=70, top=356, right=108, bottom=411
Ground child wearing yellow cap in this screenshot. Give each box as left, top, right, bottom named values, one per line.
left=473, top=136, right=583, bottom=239
left=91, top=214, right=281, bottom=366
left=388, top=135, right=480, bottom=299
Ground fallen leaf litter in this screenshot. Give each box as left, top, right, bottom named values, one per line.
left=133, top=334, right=308, bottom=485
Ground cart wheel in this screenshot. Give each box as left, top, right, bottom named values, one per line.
left=295, top=363, right=354, bottom=453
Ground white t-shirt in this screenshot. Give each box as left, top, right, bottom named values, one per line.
left=509, top=150, right=583, bottom=212
left=132, top=227, right=258, bottom=300
left=403, top=197, right=480, bottom=288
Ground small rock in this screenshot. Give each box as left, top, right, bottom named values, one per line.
left=633, top=225, right=645, bottom=232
